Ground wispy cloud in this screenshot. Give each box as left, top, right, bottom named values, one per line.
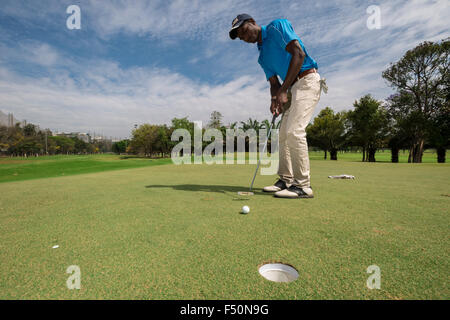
left=20, top=41, right=63, bottom=67
left=0, top=50, right=269, bottom=137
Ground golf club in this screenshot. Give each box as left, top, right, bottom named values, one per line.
left=238, top=113, right=278, bottom=196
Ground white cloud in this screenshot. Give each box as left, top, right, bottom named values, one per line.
left=21, top=42, right=63, bottom=67
left=84, top=0, right=238, bottom=41
left=0, top=54, right=270, bottom=138
left=0, top=40, right=67, bottom=69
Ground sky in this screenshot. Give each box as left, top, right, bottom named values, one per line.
left=0, top=0, right=449, bottom=139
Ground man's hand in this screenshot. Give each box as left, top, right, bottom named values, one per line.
left=269, top=89, right=288, bottom=116
left=268, top=76, right=289, bottom=116
left=270, top=97, right=280, bottom=116
left=276, top=89, right=289, bottom=107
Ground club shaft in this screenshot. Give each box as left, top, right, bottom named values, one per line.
left=249, top=115, right=277, bottom=192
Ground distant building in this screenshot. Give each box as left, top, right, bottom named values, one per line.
left=77, top=133, right=90, bottom=143
left=8, top=113, right=13, bottom=127
left=0, top=110, right=19, bottom=127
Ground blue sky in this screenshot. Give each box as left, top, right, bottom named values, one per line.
left=0, top=0, right=449, bottom=139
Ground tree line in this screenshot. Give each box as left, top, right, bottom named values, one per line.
left=0, top=123, right=112, bottom=156
left=121, top=38, right=448, bottom=163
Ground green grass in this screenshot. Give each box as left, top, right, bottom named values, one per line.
left=0, top=154, right=172, bottom=183
left=0, top=154, right=449, bottom=299
left=1, top=149, right=447, bottom=184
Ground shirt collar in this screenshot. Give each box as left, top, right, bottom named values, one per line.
left=257, top=25, right=267, bottom=51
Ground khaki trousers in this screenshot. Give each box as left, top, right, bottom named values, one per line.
left=278, top=72, right=322, bottom=188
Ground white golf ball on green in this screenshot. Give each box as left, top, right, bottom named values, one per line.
left=241, top=205, right=250, bottom=214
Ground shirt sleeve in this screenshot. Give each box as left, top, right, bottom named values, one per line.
left=268, top=20, right=300, bottom=51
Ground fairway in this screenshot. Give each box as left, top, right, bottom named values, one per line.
left=0, top=158, right=449, bottom=299
left=0, top=154, right=172, bottom=183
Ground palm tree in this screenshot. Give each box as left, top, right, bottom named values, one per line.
left=240, top=118, right=262, bottom=131
left=261, top=119, right=271, bottom=135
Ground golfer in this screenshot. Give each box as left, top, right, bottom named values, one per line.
left=229, top=14, right=326, bottom=199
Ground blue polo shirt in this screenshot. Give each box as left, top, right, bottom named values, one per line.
left=257, top=19, right=318, bottom=81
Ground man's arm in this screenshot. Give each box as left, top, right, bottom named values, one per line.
left=269, top=76, right=281, bottom=97
left=275, top=40, right=306, bottom=110
left=269, top=76, right=281, bottom=115
left=280, top=40, right=306, bottom=92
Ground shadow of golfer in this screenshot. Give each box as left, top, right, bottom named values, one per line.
left=145, top=184, right=263, bottom=195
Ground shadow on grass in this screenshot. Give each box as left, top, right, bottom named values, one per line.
left=145, top=184, right=264, bottom=197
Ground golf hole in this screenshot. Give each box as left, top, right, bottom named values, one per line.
left=258, top=263, right=299, bottom=283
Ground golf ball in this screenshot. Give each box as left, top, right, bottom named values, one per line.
left=242, top=206, right=250, bottom=214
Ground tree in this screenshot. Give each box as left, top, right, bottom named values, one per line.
left=154, top=125, right=171, bottom=157
left=240, top=118, right=261, bottom=131
left=128, top=124, right=160, bottom=156
left=228, top=122, right=238, bottom=130
left=382, top=38, right=449, bottom=162
left=46, top=135, right=58, bottom=155
left=14, top=136, right=42, bottom=155
left=238, top=118, right=261, bottom=153
left=0, top=125, right=20, bottom=155
left=306, top=107, right=347, bottom=160
left=428, top=108, right=449, bottom=163
left=94, top=139, right=112, bottom=153
left=171, top=117, right=195, bottom=155
left=383, top=103, right=408, bottom=163
left=71, top=137, right=88, bottom=154
left=6, top=124, right=25, bottom=156
left=347, top=95, right=388, bottom=162
left=207, top=111, right=223, bottom=129
left=49, top=136, right=75, bottom=154
left=0, top=142, right=8, bottom=153
left=23, top=124, right=37, bottom=137
left=384, top=92, right=423, bottom=162
left=171, top=117, right=194, bottom=132
left=261, top=119, right=271, bottom=135
left=112, top=140, right=129, bottom=154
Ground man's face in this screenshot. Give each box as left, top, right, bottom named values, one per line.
left=236, top=21, right=259, bottom=43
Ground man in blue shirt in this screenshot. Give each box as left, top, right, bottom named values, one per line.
left=230, top=14, right=326, bottom=199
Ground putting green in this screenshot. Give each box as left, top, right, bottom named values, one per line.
left=0, top=160, right=449, bottom=299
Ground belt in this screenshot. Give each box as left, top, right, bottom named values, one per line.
left=291, top=68, right=317, bottom=87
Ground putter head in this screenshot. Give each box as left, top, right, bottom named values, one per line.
left=237, top=191, right=254, bottom=196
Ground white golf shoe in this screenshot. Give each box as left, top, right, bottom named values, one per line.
left=274, top=186, right=314, bottom=199
left=263, top=179, right=288, bottom=192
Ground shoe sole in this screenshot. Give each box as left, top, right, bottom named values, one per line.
left=274, top=194, right=314, bottom=199
left=263, top=188, right=282, bottom=193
